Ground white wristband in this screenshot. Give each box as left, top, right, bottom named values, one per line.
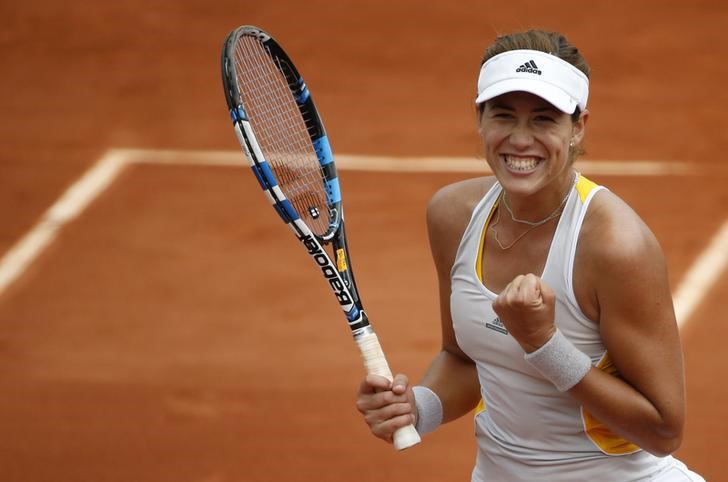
left=524, top=328, right=592, bottom=392
left=412, top=385, right=443, bottom=435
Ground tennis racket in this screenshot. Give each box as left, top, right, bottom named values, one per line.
left=221, top=25, right=421, bottom=451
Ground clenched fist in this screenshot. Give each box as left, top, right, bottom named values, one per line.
left=492, top=273, right=557, bottom=353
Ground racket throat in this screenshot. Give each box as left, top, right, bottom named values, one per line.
left=348, top=310, right=371, bottom=336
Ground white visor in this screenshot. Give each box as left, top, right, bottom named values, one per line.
left=475, top=49, right=589, bottom=113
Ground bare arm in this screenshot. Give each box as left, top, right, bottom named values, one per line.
left=355, top=177, right=491, bottom=442
left=493, top=191, right=685, bottom=456
left=568, top=191, right=685, bottom=456
left=417, top=178, right=493, bottom=423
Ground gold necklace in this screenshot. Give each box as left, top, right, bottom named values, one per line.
left=490, top=174, right=576, bottom=250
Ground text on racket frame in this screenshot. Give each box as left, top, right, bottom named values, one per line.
left=299, top=233, right=354, bottom=308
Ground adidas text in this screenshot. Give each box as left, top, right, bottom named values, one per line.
left=516, top=60, right=541, bottom=75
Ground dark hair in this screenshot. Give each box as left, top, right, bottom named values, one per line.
left=477, top=30, right=590, bottom=123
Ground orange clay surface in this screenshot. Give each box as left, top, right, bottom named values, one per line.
left=1, top=2, right=727, bottom=481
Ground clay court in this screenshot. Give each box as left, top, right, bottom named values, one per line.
left=1, top=1, right=727, bottom=481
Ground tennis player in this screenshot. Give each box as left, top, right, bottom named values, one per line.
left=356, top=29, right=704, bottom=481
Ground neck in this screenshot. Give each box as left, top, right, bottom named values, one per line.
left=502, top=170, right=577, bottom=225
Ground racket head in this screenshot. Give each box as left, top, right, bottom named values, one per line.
left=221, top=26, right=342, bottom=241
left=220, top=28, right=421, bottom=450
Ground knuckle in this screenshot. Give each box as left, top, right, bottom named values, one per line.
left=391, top=413, right=412, bottom=429
left=363, top=412, right=378, bottom=426
left=393, top=402, right=413, bottom=416
left=371, top=424, right=390, bottom=440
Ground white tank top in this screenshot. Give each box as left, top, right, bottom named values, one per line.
left=450, top=174, right=674, bottom=481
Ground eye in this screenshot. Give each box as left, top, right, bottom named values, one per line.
left=491, top=112, right=514, bottom=119
left=534, top=115, right=556, bottom=123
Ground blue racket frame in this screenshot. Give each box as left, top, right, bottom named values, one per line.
left=221, top=25, right=369, bottom=333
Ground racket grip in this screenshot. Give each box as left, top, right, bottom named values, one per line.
left=355, top=331, right=422, bottom=451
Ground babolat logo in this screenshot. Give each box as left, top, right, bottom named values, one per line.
left=299, top=233, right=353, bottom=307
left=516, top=60, right=541, bottom=75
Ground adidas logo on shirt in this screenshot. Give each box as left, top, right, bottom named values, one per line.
left=516, top=60, right=542, bottom=75
left=484, top=317, right=509, bottom=335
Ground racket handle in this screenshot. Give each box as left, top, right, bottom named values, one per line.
left=355, top=331, right=422, bottom=451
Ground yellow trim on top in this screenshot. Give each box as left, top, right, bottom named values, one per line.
left=476, top=197, right=500, bottom=283
left=581, top=352, right=641, bottom=455
left=475, top=398, right=487, bottom=415
left=576, top=174, right=599, bottom=203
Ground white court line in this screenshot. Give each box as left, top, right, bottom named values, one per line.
left=338, top=156, right=696, bottom=176
left=0, top=150, right=128, bottom=296
left=0, top=148, right=723, bottom=332
left=672, top=220, right=728, bottom=328
left=115, top=147, right=696, bottom=175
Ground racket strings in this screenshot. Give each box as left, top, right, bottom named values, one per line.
left=235, top=43, right=314, bottom=176
left=233, top=36, right=331, bottom=235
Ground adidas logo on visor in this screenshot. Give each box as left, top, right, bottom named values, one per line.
left=516, top=60, right=541, bottom=75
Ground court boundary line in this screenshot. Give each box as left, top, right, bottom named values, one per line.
left=114, top=147, right=697, bottom=175
left=672, top=220, right=728, bottom=328
left=0, top=148, right=724, bottom=331
left=0, top=150, right=128, bottom=297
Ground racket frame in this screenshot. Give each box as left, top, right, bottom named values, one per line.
left=221, top=25, right=421, bottom=450
left=222, top=26, right=368, bottom=334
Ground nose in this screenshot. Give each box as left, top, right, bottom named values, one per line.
left=508, top=123, right=535, bottom=149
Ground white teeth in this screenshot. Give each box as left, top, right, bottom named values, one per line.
left=504, top=155, right=539, bottom=171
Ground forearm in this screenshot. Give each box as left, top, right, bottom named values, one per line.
left=497, top=271, right=684, bottom=455
left=523, top=329, right=684, bottom=456
left=569, top=368, right=684, bottom=456
left=418, top=349, right=481, bottom=424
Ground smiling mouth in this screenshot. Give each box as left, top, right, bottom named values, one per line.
left=503, top=155, right=541, bottom=172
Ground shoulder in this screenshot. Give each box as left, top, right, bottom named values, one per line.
left=426, top=176, right=496, bottom=273
left=427, top=176, right=496, bottom=229
left=580, top=189, right=663, bottom=266
left=577, top=188, right=670, bottom=320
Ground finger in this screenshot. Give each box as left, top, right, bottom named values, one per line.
left=507, top=276, right=527, bottom=304
left=391, top=374, right=410, bottom=395
left=357, top=385, right=410, bottom=413
left=378, top=412, right=417, bottom=434
left=360, top=374, right=392, bottom=394
left=495, top=278, right=517, bottom=304
left=520, top=274, right=544, bottom=306
left=364, top=400, right=414, bottom=424
left=368, top=407, right=417, bottom=441
left=538, top=277, right=555, bottom=306
left=510, top=274, right=525, bottom=290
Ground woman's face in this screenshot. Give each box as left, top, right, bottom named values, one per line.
left=479, top=91, right=587, bottom=198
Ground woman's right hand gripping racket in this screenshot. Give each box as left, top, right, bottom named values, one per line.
left=220, top=25, right=421, bottom=451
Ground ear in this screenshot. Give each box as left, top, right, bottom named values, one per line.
left=571, top=109, right=589, bottom=145
left=475, top=105, right=485, bottom=133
